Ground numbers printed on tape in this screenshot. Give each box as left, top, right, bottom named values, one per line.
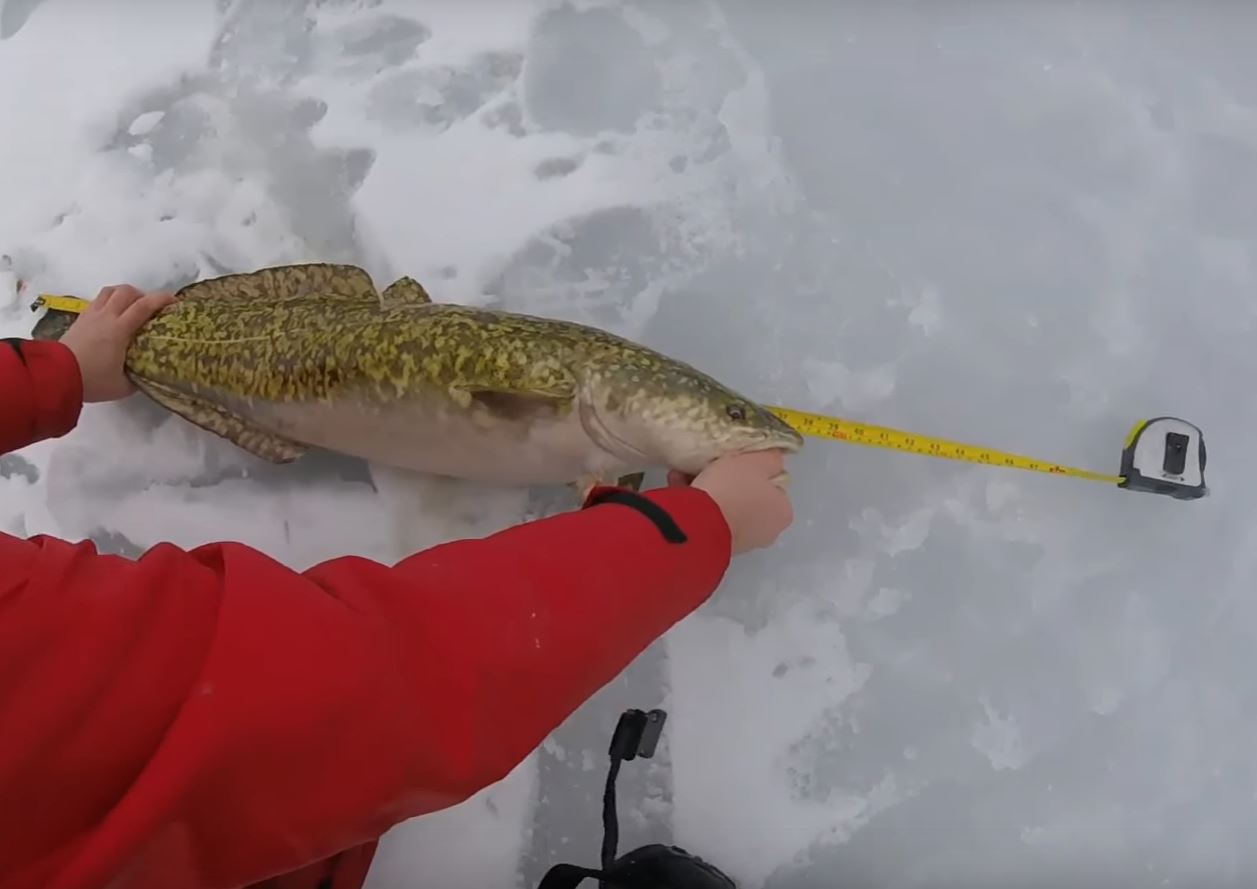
left=35, top=294, right=90, bottom=313
left=766, top=406, right=1124, bottom=485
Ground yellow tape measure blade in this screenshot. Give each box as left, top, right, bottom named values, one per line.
left=766, top=406, right=1124, bottom=486
left=33, top=294, right=90, bottom=314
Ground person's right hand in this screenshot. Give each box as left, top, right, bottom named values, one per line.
left=671, top=449, right=794, bottom=556
left=60, top=285, right=175, bottom=403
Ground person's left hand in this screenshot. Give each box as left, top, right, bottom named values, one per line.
left=60, top=285, right=176, bottom=402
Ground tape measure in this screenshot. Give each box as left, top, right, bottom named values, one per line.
left=765, top=406, right=1125, bottom=483
left=34, top=294, right=90, bottom=313
left=766, top=407, right=1207, bottom=500
left=30, top=293, right=1206, bottom=500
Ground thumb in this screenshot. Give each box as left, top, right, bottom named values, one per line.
left=739, top=447, right=786, bottom=477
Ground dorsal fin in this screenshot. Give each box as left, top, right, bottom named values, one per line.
left=174, top=263, right=382, bottom=305
left=381, top=275, right=432, bottom=307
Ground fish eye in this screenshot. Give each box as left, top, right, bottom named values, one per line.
left=726, top=403, right=747, bottom=421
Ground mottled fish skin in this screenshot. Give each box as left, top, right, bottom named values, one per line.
left=110, top=263, right=804, bottom=484
left=128, top=301, right=577, bottom=407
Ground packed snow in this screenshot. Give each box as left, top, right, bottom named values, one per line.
left=3, top=1, right=1255, bottom=887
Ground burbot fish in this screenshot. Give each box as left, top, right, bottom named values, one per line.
left=35, top=263, right=803, bottom=494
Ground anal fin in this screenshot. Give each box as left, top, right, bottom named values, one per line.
left=133, top=378, right=309, bottom=463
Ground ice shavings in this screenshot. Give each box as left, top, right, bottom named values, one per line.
left=907, top=284, right=944, bottom=335
left=0, top=0, right=218, bottom=254
left=0, top=268, right=17, bottom=310
left=128, top=110, right=166, bottom=137
left=971, top=696, right=1030, bottom=772
left=801, top=357, right=897, bottom=414
left=364, top=756, right=537, bottom=889
left=665, top=600, right=874, bottom=887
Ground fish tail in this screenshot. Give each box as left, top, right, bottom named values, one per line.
left=30, top=308, right=77, bottom=342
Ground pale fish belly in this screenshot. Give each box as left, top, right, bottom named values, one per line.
left=232, top=393, right=638, bottom=486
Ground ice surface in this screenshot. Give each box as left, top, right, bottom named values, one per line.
left=3, top=1, right=1257, bottom=887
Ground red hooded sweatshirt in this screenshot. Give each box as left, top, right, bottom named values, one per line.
left=0, top=336, right=732, bottom=889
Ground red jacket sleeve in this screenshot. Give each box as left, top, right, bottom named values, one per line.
left=0, top=339, right=733, bottom=889
left=0, top=337, right=83, bottom=453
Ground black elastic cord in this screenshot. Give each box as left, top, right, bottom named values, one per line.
left=537, top=719, right=629, bottom=889
left=584, top=488, right=687, bottom=544
left=535, top=709, right=738, bottom=889
left=601, top=756, right=622, bottom=878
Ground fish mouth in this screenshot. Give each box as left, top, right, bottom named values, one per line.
left=749, top=411, right=806, bottom=454
left=742, top=437, right=803, bottom=456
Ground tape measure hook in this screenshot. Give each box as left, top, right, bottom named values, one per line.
left=1118, top=417, right=1207, bottom=500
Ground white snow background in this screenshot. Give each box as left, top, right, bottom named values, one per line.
left=2, top=1, right=1255, bottom=888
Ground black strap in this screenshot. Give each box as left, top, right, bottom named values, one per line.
left=1, top=338, right=26, bottom=365
left=584, top=488, right=687, bottom=544
left=536, top=863, right=610, bottom=889
left=315, top=853, right=340, bottom=889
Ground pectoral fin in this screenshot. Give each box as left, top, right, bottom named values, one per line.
left=451, top=383, right=576, bottom=422
left=448, top=370, right=578, bottom=422
left=471, top=390, right=571, bottom=421
left=617, top=471, right=645, bottom=491
left=133, top=378, right=309, bottom=463
left=574, top=471, right=645, bottom=502
left=175, top=263, right=382, bottom=305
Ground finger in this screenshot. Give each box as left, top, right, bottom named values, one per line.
left=119, top=292, right=176, bottom=332
left=667, top=469, right=694, bottom=487
left=780, top=495, right=794, bottom=530
left=766, top=486, right=793, bottom=530
left=90, top=286, right=119, bottom=312
left=104, top=285, right=146, bottom=316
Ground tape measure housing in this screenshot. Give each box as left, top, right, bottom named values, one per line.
left=1118, top=417, right=1207, bottom=500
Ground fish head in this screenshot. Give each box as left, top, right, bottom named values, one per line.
left=584, top=355, right=805, bottom=476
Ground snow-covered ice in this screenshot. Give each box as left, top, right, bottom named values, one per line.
left=3, top=1, right=1256, bottom=887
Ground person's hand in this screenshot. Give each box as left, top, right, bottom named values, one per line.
left=59, top=285, right=176, bottom=403
left=670, top=449, right=794, bottom=555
